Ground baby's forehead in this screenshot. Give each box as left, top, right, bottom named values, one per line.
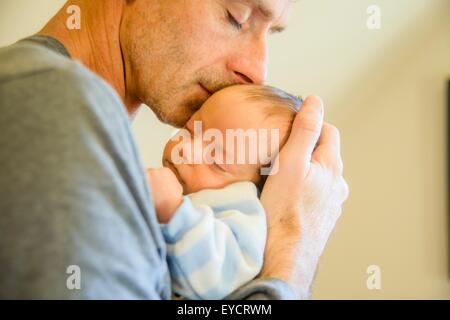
left=193, top=85, right=299, bottom=140
left=205, top=85, right=265, bottom=114
left=201, top=96, right=264, bottom=127
left=212, top=84, right=300, bottom=112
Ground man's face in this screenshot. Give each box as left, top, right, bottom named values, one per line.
left=120, top=0, right=293, bottom=127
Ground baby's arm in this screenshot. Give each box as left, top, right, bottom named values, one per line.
left=160, top=181, right=267, bottom=300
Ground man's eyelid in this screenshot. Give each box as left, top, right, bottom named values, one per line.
left=227, top=1, right=252, bottom=23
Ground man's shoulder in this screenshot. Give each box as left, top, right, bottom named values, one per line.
left=0, top=38, right=127, bottom=122
left=1, top=39, right=78, bottom=82
left=1, top=38, right=119, bottom=101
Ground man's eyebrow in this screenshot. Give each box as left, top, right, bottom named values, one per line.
left=270, top=25, right=286, bottom=33
left=248, top=0, right=275, bottom=20
left=251, top=0, right=287, bottom=33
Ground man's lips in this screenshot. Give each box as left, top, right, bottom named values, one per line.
left=199, top=83, right=213, bottom=96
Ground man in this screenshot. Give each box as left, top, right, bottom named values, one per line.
left=0, top=0, right=348, bottom=299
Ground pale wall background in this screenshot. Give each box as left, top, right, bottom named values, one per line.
left=0, top=0, right=449, bottom=299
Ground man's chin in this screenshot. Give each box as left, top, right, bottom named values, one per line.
left=145, top=104, right=193, bottom=128
left=164, top=111, right=194, bottom=128
left=143, top=91, right=205, bottom=127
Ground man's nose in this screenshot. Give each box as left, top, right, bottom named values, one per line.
left=227, top=35, right=268, bottom=85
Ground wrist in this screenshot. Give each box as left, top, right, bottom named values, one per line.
left=260, top=218, right=318, bottom=299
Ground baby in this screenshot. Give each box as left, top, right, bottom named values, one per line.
left=147, top=84, right=302, bottom=300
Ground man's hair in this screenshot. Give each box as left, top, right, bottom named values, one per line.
left=243, top=85, right=303, bottom=191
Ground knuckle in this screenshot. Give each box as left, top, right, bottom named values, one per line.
left=326, top=156, right=344, bottom=176
left=299, top=114, right=322, bottom=134
left=325, top=122, right=340, bottom=138
left=340, top=178, right=350, bottom=201
left=306, top=95, right=324, bottom=112
left=333, top=206, right=343, bottom=220
left=335, top=158, right=344, bottom=175
left=332, top=175, right=349, bottom=201
left=311, top=100, right=324, bottom=115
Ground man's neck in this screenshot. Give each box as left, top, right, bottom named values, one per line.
left=38, top=0, right=141, bottom=117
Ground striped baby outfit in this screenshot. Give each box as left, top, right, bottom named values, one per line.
left=160, top=181, right=266, bottom=300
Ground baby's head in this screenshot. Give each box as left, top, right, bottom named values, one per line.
left=163, top=84, right=302, bottom=194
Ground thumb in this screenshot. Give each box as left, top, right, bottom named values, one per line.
left=283, top=95, right=324, bottom=167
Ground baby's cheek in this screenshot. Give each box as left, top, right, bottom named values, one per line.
left=189, top=169, right=213, bottom=191
left=178, top=166, right=203, bottom=194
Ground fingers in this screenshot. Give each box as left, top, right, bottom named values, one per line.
left=313, top=123, right=349, bottom=205
left=146, top=167, right=172, bottom=185
left=146, top=167, right=184, bottom=195
left=147, top=167, right=177, bottom=182
left=313, top=122, right=344, bottom=175
left=283, top=95, right=324, bottom=169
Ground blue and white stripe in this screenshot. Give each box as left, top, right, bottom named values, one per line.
left=159, top=181, right=266, bottom=300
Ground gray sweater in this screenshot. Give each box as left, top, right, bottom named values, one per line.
left=0, top=35, right=295, bottom=299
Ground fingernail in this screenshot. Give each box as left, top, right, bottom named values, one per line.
left=307, top=95, right=324, bottom=113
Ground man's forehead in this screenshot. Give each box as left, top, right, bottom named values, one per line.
left=250, top=0, right=293, bottom=18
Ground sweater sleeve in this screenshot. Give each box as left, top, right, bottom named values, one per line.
left=160, top=181, right=267, bottom=300
left=225, top=278, right=298, bottom=300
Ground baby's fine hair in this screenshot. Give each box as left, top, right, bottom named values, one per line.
left=245, top=85, right=303, bottom=114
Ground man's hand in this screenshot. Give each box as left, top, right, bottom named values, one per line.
left=146, top=168, right=184, bottom=224
left=259, top=96, right=349, bottom=299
